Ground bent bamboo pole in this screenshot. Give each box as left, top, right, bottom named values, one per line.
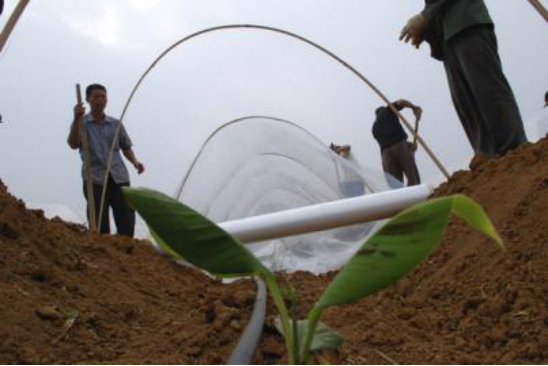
left=413, top=117, right=421, bottom=149
left=98, top=25, right=451, bottom=230
left=528, top=0, right=548, bottom=22
left=0, top=0, right=30, bottom=53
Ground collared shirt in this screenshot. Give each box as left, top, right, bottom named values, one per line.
left=372, top=107, right=408, bottom=151
left=423, top=0, right=493, bottom=41
left=75, top=113, right=133, bottom=185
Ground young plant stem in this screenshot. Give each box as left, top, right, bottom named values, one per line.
left=292, top=310, right=300, bottom=364
left=261, top=273, right=296, bottom=364
left=301, top=307, right=323, bottom=363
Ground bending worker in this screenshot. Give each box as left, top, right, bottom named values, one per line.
left=372, top=99, right=422, bottom=186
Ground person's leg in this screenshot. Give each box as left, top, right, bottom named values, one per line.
left=449, top=25, right=527, bottom=155
left=110, top=179, right=135, bottom=238
left=83, top=180, right=110, bottom=234
left=443, top=32, right=494, bottom=154
left=401, top=142, right=421, bottom=186
left=444, top=58, right=492, bottom=154
left=381, top=146, right=404, bottom=183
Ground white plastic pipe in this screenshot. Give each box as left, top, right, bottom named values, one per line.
left=219, top=184, right=432, bottom=243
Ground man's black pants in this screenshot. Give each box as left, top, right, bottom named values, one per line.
left=381, top=141, right=421, bottom=187
left=443, top=25, right=527, bottom=156
left=83, top=176, right=135, bottom=237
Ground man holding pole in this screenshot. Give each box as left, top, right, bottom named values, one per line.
left=68, top=84, right=144, bottom=237
left=400, top=0, right=528, bottom=157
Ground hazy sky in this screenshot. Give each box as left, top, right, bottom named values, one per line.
left=0, top=0, right=546, bottom=220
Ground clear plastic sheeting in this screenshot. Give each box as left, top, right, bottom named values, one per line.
left=523, top=109, right=548, bottom=143
left=177, top=117, right=402, bottom=274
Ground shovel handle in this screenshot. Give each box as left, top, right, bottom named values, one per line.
left=76, top=83, right=97, bottom=232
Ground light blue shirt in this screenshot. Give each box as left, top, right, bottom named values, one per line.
left=76, top=113, right=133, bottom=185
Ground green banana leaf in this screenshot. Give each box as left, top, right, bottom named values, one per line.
left=316, top=194, right=503, bottom=309
left=275, top=318, right=343, bottom=352
left=150, top=226, right=184, bottom=260
left=123, top=187, right=267, bottom=277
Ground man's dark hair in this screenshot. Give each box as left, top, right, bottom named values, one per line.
left=86, top=84, right=107, bottom=98
left=545, top=91, right=548, bottom=102
left=375, top=107, right=384, bottom=117
left=0, top=0, right=4, bottom=17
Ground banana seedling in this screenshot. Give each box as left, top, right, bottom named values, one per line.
left=124, top=188, right=503, bottom=364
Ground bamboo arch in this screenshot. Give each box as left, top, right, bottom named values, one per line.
left=0, top=0, right=30, bottom=53
left=173, top=115, right=378, bottom=202
left=98, top=24, right=450, bottom=231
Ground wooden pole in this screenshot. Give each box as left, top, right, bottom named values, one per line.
left=76, top=84, right=97, bottom=232
left=0, top=0, right=30, bottom=53
left=412, top=117, right=420, bottom=149
left=528, top=0, right=548, bottom=22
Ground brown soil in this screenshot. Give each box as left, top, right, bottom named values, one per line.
left=1, top=138, right=547, bottom=364
left=0, top=184, right=256, bottom=364
left=258, top=138, right=548, bottom=364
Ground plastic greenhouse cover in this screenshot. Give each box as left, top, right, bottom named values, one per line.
left=176, top=117, right=402, bottom=274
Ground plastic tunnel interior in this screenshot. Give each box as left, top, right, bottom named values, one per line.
left=175, top=116, right=402, bottom=274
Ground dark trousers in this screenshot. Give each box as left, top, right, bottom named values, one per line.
left=443, top=25, right=527, bottom=156
left=381, top=141, right=421, bottom=187
left=83, top=176, right=135, bottom=237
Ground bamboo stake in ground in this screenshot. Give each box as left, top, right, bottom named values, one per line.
left=76, top=84, right=97, bottom=232
left=0, top=0, right=30, bottom=53
left=527, top=0, right=548, bottom=22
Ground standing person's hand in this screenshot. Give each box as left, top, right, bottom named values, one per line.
left=74, top=103, right=86, bottom=120
left=400, top=13, right=428, bottom=48
left=133, top=161, right=145, bottom=174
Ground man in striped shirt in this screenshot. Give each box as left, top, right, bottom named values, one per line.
left=68, top=84, right=145, bottom=237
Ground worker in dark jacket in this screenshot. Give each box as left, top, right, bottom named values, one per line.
left=400, top=0, right=527, bottom=157
left=372, top=99, right=422, bottom=186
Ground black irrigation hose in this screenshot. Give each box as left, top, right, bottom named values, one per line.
left=227, top=278, right=267, bottom=365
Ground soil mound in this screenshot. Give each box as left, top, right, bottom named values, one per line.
left=1, top=138, right=547, bottom=364
left=259, top=138, right=548, bottom=364
left=0, top=181, right=255, bottom=364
